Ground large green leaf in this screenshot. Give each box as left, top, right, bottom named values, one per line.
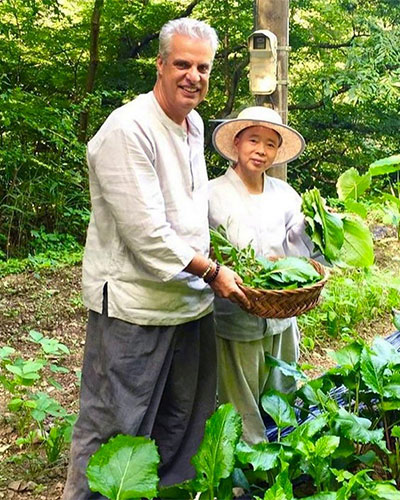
left=331, top=342, right=362, bottom=369
left=371, top=337, right=400, bottom=366
left=391, top=426, right=400, bottom=439
left=364, top=482, right=400, bottom=499
left=263, top=257, right=321, bottom=284
left=261, top=390, right=298, bottom=429
left=336, top=168, right=371, bottom=201
left=382, top=400, right=400, bottom=411
left=302, top=189, right=344, bottom=263
left=263, top=484, right=292, bottom=500
left=235, top=440, right=283, bottom=471
left=86, top=434, right=160, bottom=500
left=264, top=354, right=308, bottom=382
left=339, top=217, right=374, bottom=267
left=334, top=409, right=387, bottom=452
left=315, top=435, right=340, bottom=458
left=360, top=347, right=385, bottom=396
left=283, top=415, right=328, bottom=448
left=263, top=461, right=293, bottom=500
left=383, top=384, right=400, bottom=399
left=191, top=404, right=242, bottom=492
left=344, top=199, right=368, bottom=219
left=369, top=155, right=400, bottom=177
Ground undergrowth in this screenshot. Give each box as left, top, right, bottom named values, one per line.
left=298, top=266, right=400, bottom=348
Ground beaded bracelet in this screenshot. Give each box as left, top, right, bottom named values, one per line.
left=201, top=259, right=213, bottom=279
left=205, top=262, right=220, bottom=284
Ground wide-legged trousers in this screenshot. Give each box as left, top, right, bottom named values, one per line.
left=62, top=305, right=216, bottom=500
left=216, top=322, right=299, bottom=445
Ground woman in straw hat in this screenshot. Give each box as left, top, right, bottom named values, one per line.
left=209, top=106, right=314, bottom=444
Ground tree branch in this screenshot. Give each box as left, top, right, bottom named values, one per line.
left=289, top=85, right=350, bottom=111
left=215, top=54, right=250, bottom=119
left=215, top=44, right=247, bottom=60
left=129, top=0, right=203, bottom=58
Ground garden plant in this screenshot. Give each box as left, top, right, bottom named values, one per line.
left=85, top=335, right=400, bottom=500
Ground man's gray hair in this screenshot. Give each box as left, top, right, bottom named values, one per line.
left=159, top=18, right=219, bottom=61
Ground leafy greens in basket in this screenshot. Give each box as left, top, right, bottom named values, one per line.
left=210, top=226, right=323, bottom=290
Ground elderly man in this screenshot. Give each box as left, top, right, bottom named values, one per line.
left=63, top=17, right=249, bottom=500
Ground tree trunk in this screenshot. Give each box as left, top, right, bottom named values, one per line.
left=78, top=0, right=104, bottom=143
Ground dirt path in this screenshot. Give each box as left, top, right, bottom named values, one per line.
left=0, top=235, right=399, bottom=499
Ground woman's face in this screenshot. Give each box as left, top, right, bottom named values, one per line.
left=233, top=126, right=280, bottom=175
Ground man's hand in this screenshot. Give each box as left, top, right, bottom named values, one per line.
left=185, top=254, right=250, bottom=310
left=209, top=265, right=251, bottom=310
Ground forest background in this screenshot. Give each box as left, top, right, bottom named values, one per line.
left=1, top=0, right=400, bottom=263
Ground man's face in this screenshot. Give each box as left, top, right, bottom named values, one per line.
left=156, top=34, right=214, bottom=123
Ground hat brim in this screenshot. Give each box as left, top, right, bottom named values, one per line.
left=212, top=119, right=305, bottom=166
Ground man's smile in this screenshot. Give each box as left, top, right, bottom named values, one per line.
left=180, top=85, right=200, bottom=94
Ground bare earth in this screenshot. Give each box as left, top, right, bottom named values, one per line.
left=0, top=235, right=399, bottom=499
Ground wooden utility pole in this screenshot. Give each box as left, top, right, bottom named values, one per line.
left=254, top=0, right=289, bottom=181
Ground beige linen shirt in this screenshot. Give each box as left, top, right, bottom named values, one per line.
left=82, top=91, right=213, bottom=325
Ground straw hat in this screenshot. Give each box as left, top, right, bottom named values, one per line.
left=212, top=106, right=305, bottom=166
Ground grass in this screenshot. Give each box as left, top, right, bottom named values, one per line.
left=0, top=248, right=83, bottom=278
left=298, top=265, right=400, bottom=349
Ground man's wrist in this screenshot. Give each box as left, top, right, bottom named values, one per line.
left=204, top=262, right=220, bottom=284
left=200, top=259, right=214, bottom=280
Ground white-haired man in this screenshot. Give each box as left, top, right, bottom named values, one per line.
left=63, top=17, right=249, bottom=499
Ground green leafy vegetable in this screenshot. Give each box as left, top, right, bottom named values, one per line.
left=336, top=168, right=371, bottom=201
left=86, top=434, right=160, bottom=500
left=338, top=217, right=374, bottom=267
left=191, top=403, right=242, bottom=496
left=369, top=155, right=400, bottom=177
left=210, top=226, right=323, bottom=290
left=302, top=188, right=374, bottom=267
left=302, top=188, right=344, bottom=263
left=235, top=440, right=284, bottom=471
left=334, top=409, right=387, bottom=452
left=261, top=390, right=298, bottom=431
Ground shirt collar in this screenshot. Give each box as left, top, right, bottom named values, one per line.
left=149, top=91, right=199, bottom=140
left=225, top=166, right=270, bottom=195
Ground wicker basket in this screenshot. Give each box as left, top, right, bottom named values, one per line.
left=238, top=258, right=328, bottom=319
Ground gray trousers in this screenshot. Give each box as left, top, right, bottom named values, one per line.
left=63, top=303, right=216, bottom=500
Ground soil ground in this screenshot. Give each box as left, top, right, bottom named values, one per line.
left=0, top=233, right=399, bottom=499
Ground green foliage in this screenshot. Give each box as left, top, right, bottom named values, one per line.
left=86, top=435, right=160, bottom=500
left=337, top=168, right=371, bottom=202
left=261, top=391, right=298, bottom=437
left=302, top=188, right=344, bottom=263
left=339, top=216, right=374, bottom=267
left=0, top=329, right=76, bottom=465
left=367, top=154, right=400, bottom=239
left=369, top=156, right=400, bottom=177
left=298, top=266, right=400, bottom=344
left=0, top=232, right=83, bottom=277
left=1, top=0, right=400, bottom=259
left=191, top=403, right=242, bottom=498
left=86, top=337, right=400, bottom=498
left=210, top=226, right=323, bottom=290
left=302, top=176, right=375, bottom=268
